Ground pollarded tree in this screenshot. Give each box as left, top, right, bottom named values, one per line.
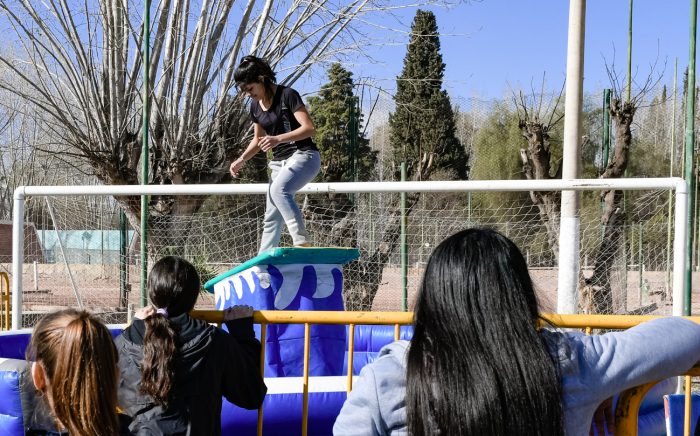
left=0, top=0, right=450, bottom=253
left=389, top=9, right=468, bottom=182
left=579, top=61, right=664, bottom=315
left=514, top=85, right=565, bottom=263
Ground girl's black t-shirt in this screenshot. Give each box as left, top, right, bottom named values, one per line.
left=250, top=85, right=317, bottom=161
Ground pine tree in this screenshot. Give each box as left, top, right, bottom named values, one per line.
left=307, top=63, right=377, bottom=182
left=389, top=10, right=468, bottom=180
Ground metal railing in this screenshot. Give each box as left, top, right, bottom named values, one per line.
left=0, top=272, right=9, bottom=330
left=12, top=177, right=690, bottom=329
left=191, top=310, right=413, bottom=436
left=615, top=367, right=700, bottom=436
left=188, top=310, right=700, bottom=436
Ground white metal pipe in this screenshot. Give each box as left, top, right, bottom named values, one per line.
left=558, top=0, right=587, bottom=314
left=15, top=178, right=685, bottom=197
left=10, top=177, right=689, bottom=329
left=11, top=192, right=24, bottom=330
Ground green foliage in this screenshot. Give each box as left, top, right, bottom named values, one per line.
left=626, top=136, right=671, bottom=177
left=388, top=10, right=468, bottom=180
left=468, top=104, right=532, bottom=218
left=470, top=104, right=523, bottom=181
left=307, top=63, right=377, bottom=182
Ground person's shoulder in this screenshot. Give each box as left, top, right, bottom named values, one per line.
left=279, top=84, right=295, bottom=95
left=210, top=322, right=243, bottom=344
left=116, top=321, right=143, bottom=346
left=279, top=85, right=304, bottom=101
left=378, top=340, right=410, bottom=358
left=369, top=340, right=409, bottom=375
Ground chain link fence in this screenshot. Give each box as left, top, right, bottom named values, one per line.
left=6, top=183, right=680, bottom=328
left=4, top=89, right=698, bottom=327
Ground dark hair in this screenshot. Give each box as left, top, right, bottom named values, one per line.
left=28, top=309, right=120, bottom=436
left=406, top=228, right=564, bottom=436
left=140, top=256, right=200, bottom=405
left=234, top=55, right=277, bottom=100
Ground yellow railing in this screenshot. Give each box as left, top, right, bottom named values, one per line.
left=615, top=367, right=700, bottom=436
left=0, top=272, right=9, bottom=331
left=190, top=310, right=699, bottom=436
left=539, top=313, right=700, bottom=329
left=191, top=310, right=412, bottom=436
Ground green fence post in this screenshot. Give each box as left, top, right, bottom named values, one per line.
left=401, top=162, right=408, bottom=312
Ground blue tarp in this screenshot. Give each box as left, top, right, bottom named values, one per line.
left=38, top=230, right=135, bottom=251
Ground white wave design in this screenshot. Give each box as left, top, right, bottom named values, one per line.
left=312, top=264, right=337, bottom=299
left=215, top=264, right=342, bottom=310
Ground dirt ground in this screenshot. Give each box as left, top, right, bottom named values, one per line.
left=372, top=267, right=700, bottom=315
left=3, top=263, right=700, bottom=326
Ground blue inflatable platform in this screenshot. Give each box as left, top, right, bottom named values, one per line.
left=205, top=247, right=359, bottom=378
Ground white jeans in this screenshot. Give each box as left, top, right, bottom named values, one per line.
left=259, top=149, right=321, bottom=254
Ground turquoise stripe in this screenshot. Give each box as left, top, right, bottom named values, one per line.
left=203, top=247, right=359, bottom=292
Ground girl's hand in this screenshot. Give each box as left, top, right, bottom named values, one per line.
left=258, top=135, right=280, bottom=151
left=224, top=305, right=254, bottom=321
left=229, top=158, right=245, bottom=177
left=134, top=306, right=155, bottom=319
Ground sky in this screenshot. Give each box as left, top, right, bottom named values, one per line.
left=305, top=1, right=694, bottom=104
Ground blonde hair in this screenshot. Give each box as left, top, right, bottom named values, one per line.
left=28, top=309, right=120, bottom=436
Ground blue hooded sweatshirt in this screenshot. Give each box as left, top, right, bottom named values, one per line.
left=333, top=317, right=700, bottom=436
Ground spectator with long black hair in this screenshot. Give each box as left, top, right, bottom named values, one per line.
left=334, top=228, right=700, bottom=436
left=116, top=256, right=266, bottom=435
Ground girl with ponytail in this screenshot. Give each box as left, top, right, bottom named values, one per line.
left=334, top=228, right=700, bottom=436
left=116, top=256, right=266, bottom=435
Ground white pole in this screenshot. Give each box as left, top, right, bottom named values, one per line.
left=558, top=0, right=587, bottom=314
left=9, top=177, right=688, bottom=329
left=17, top=178, right=685, bottom=197
left=673, top=179, right=689, bottom=315
left=11, top=190, right=25, bottom=330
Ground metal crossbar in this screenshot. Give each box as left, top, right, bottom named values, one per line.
left=11, top=177, right=690, bottom=329
left=615, top=368, right=700, bottom=436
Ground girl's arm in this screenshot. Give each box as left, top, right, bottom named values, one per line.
left=220, top=314, right=267, bottom=409
left=258, top=107, right=315, bottom=151
left=230, top=123, right=264, bottom=176
left=564, top=317, right=700, bottom=402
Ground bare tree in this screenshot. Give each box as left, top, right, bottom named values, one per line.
left=579, top=60, right=664, bottom=315
left=0, top=0, right=454, bottom=251
left=513, top=78, right=565, bottom=262
left=0, top=84, right=70, bottom=221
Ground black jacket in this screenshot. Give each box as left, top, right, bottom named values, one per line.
left=115, top=314, right=267, bottom=436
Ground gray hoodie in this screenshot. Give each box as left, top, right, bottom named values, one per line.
left=333, top=317, right=700, bottom=436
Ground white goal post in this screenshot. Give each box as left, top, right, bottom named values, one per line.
left=11, top=177, right=689, bottom=330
